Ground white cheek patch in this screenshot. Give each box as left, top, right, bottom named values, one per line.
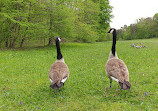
left=110, top=29, right=114, bottom=34
left=111, top=76, right=119, bottom=82
left=58, top=38, right=61, bottom=41
left=49, top=79, right=53, bottom=83
left=61, top=77, right=67, bottom=83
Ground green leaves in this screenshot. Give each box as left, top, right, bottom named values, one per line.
left=153, top=13, right=158, bottom=24
left=117, top=13, right=158, bottom=40
left=0, top=0, right=112, bottom=48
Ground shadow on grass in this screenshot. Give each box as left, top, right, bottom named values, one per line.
left=102, top=87, right=152, bottom=107
left=31, top=83, right=69, bottom=100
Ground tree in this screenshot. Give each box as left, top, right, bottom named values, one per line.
left=97, top=0, right=112, bottom=41
left=0, top=0, right=113, bottom=49
left=153, top=13, right=158, bottom=37
left=117, top=15, right=158, bottom=40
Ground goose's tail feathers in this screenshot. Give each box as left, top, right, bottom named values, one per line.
left=119, top=80, right=131, bottom=90
left=50, top=82, right=64, bottom=89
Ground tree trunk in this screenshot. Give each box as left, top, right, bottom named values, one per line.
left=5, top=37, right=9, bottom=48
left=11, top=23, right=18, bottom=48
left=20, top=38, right=25, bottom=48
left=11, top=37, right=16, bottom=48
left=44, top=38, right=45, bottom=46
left=0, top=39, right=1, bottom=49
left=9, top=38, right=12, bottom=48
left=48, top=37, right=53, bottom=45
left=19, top=27, right=28, bottom=48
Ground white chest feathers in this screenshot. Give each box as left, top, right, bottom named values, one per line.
left=49, top=77, right=68, bottom=83
left=49, top=79, right=53, bottom=83
left=61, top=77, right=68, bottom=83
left=111, top=76, right=119, bottom=82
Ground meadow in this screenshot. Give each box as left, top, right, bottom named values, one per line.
left=0, top=38, right=158, bottom=110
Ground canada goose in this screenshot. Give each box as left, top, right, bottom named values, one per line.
left=139, top=43, right=143, bottom=45
left=49, top=37, right=69, bottom=89
left=105, top=28, right=131, bottom=90
left=130, top=43, right=135, bottom=47
left=136, top=45, right=141, bottom=49
left=141, top=45, right=146, bottom=48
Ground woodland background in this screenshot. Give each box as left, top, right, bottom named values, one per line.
left=0, top=0, right=158, bottom=49
left=0, top=0, right=112, bottom=48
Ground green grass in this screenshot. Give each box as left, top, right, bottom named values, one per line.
left=0, top=38, right=158, bottom=110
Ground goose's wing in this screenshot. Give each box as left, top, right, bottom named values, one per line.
left=106, top=59, right=129, bottom=83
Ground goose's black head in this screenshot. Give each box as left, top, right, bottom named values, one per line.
left=55, top=37, right=61, bottom=42
left=107, top=28, right=117, bottom=56
left=107, top=28, right=116, bottom=34
left=55, top=36, right=63, bottom=60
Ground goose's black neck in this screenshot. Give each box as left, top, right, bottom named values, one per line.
left=56, top=40, right=63, bottom=60
left=111, top=29, right=116, bottom=56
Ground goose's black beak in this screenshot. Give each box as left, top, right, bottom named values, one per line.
left=107, top=30, right=111, bottom=33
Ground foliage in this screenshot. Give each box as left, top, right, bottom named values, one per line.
left=117, top=13, right=158, bottom=40
left=0, top=38, right=158, bottom=110
left=0, top=0, right=112, bottom=48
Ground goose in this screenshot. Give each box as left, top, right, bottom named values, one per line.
left=139, top=43, right=143, bottom=45
left=136, top=45, right=141, bottom=49
left=141, top=45, right=146, bottom=48
left=105, top=28, right=131, bottom=90
left=130, top=43, right=135, bottom=47
left=140, top=43, right=146, bottom=48
left=49, top=37, right=69, bottom=89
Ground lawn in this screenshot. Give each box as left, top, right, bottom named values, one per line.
left=0, top=38, right=158, bottom=110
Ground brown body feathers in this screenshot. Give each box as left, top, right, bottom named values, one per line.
left=49, top=59, right=69, bottom=89
left=106, top=56, right=131, bottom=90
